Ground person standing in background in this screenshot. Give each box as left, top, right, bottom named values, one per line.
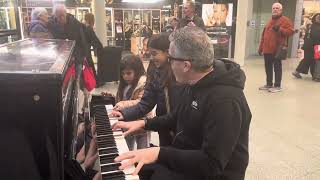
left=258, top=2, right=294, bottom=93
left=176, top=0, right=205, bottom=31
left=28, top=7, right=52, bottom=39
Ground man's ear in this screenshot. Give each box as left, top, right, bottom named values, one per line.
left=183, top=61, right=192, bottom=72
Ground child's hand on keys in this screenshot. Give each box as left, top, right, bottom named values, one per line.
left=101, top=91, right=113, bottom=97
left=109, top=110, right=124, bottom=120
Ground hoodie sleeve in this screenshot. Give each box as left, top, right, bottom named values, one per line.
left=120, top=81, right=157, bottom=121
left=144, top=111, right=177, bottom=132
left=157, top=99, right=243, bottom=178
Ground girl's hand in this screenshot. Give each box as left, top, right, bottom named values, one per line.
left=114, top=101, right=126, bottom=110
left=101, top=91, right=113, bottom=97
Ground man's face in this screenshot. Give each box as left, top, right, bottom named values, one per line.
left=272, top=3, right=282, bottom=16
left=183, top=3, right=193, bottom=18
left=55, top=9, right=67, bottom=25
left=39, top=11, right=49, bottom=24
left=169, top=42, right=189, bottom=84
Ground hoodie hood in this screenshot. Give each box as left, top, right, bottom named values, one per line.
left=193, top=59, right=246, bottom=90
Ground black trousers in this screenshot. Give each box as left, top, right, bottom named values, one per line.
left=264, top=54, right=282, bottom=87
left=296, top=49, right=315, bottom=77
left=139, top=164, right=197, bottom=180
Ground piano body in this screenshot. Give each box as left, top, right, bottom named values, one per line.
left=0, top=39, right=79, bottom=180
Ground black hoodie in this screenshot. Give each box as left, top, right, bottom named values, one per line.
left=145, top=59, right=252, bottom=180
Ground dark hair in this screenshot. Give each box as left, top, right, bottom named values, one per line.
left=84, top=13, right=95, bottom=27
left=146, top=33, right=176, bottom=88
left=116, top=54, right=146, bottom=102
left=147, top=33, right=170, bottom=52
left=312, top=13, right=320, bottom=24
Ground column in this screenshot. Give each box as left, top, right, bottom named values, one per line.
left=234, top=0, right=253, bottom=66
left=92, top=0, right=107, bottom=47
left=290, top=0, right=303, bottom=58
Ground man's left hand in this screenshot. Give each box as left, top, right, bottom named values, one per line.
left=272, top=25, right=280, bottom=32
left=114, top=147, right=160, bottom=175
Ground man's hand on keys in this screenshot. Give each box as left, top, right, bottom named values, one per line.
left=114, top=147, right=160, bottom=175
left=112, top=120, right=145, bottom=137
left=109, top=110, right=124, bottom=120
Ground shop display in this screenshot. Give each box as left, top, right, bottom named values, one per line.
left=202, top=3, right=233, bottom=58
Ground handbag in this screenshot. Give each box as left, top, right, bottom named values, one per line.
left=82, top=58, right=96, bottom=92
left=63, top=63, right=76, bottom=86
left=274, top=37, right=288, bottom=60
left=313, top=45, right=320, bottom=60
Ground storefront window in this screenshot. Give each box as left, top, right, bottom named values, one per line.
left=202, top=2, right=234, bottom=58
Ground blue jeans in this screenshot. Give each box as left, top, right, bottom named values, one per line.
left=125, top=132, right=150, bottom=150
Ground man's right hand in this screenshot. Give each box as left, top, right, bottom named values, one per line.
left=112, top=120, right=145, bottom=137
left=109, top=110, right=124, bottom=120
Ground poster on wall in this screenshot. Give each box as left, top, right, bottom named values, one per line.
left=202, top=3, right=233, bottom=58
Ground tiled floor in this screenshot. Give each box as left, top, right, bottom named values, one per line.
left=94, top=57, right=320, bottom=180
left=243, top=57, right=320, bottom=180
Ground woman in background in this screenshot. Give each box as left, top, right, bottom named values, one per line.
left=28, top=7, right=52, bottom=38
left=293, top=13, right=320, bottom=81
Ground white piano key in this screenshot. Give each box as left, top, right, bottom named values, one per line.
left=125, top=175, right=140, bottom=180
left=115, top=137, right=136, bottom=175
left=105, top=104, right=113, bottom=111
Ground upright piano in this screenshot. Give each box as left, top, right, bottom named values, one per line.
left=0, top=39, right=79, bottom=180
left=0, top=39, right=139, bottom=180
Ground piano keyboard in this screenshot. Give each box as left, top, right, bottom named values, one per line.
left=92, top=104, right=139, bottom=180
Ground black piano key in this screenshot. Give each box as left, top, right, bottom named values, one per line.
left=101, top=163, right=122, bottom=172
left=97, top=141, right=116, bottom=148
left=100, top=153, right=118, bottom=164
left=99, top=147, right=118, bottom=155
left=102, top=171, right=125, bottom=180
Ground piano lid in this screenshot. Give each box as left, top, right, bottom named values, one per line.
left=0, top=38, right=75, bottom=74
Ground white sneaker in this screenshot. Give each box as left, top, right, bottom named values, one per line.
left=259, top=85, right=273, bottom=90
left=268, top=87, right=282, bottom=93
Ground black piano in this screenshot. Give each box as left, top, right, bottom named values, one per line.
left=0, top=39, right=80, bottom=180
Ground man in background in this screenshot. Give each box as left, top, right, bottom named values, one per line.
left=176, top=0, right=205, bottom=31
left=258, top=2, right=294, bottom=93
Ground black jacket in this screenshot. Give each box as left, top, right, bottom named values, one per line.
left=145, top=59, right=252, bottom=180
left=48, top=14, right=88, bottom=65
left=176, top=15, right=206, bottom=31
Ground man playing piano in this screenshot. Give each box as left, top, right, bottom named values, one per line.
left=112, top=26, right=252, bottom=180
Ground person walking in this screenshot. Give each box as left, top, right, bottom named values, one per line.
left=292, top=13, right=320, bottom=81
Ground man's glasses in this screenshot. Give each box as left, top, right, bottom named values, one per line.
left=150, top=51, right=158, bottom=57
left=168, top=55, right=192, bottom=63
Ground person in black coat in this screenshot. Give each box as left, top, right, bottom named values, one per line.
left=293, top=13, right=320, bottom=80
left=112, top=27, right=252, bottom=180
left=111, top=33, right=178, bottom=146
left=48, top=4, right=101, bottom=78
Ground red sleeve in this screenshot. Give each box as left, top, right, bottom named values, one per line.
left=279, top=17, right=294, bottom=37
left=259, top=27, right=266, bottom=53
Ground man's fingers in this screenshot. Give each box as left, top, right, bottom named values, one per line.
left=119, top=158, right=137, bottom=170
left=114, top=152, right=135, bottom=162
left=133, top=161, right=144, bottom=175
left=123, top=128, right=135, bottom=137
left=112, top=121, right=126, bottom=131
